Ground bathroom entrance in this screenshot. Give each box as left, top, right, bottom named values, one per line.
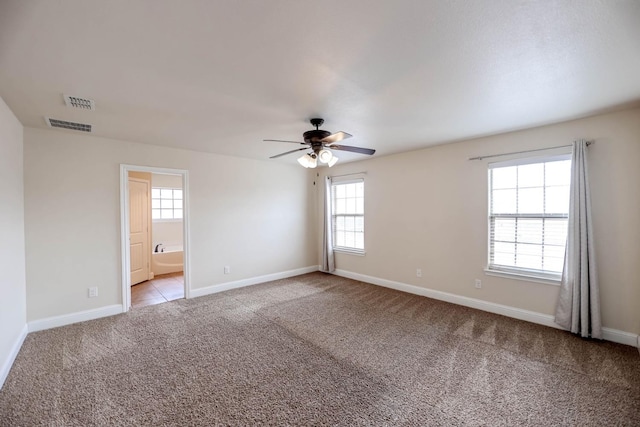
left=120, top=165, right=190, bottom=311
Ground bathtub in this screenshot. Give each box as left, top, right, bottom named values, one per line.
left=151, top=246, right=184, bottom=276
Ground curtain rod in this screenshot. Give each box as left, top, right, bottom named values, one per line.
left=322, top=171, right=367, bottom=179
left=468, top=141, right=592, bottom=161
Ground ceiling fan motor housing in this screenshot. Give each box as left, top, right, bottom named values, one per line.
left=266, top=117, right=373, bottom=161
left=303, top=129, right=331, bottom=153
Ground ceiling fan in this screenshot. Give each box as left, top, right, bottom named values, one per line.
left=265, top=118, right=376, bottom=168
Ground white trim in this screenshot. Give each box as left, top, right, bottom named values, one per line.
left=151, top=186, right=183, bottom=220
left=601, top=328, right=640, bottom=348
left=487, top=155, right=571, bottom=284
left=332, top=269, right=639, bottom=347
left=331, top=178, right=365, bottom=255
left=484, top=268, right=560, bottom=286
left=120, top=166, right=130, bottom=311
left=334, top=247, right=366, bottom=256
left=488, top=152, right=572, bottom=168
left=120, top=165, right=191, bottom=310
left=190, top=265, right=319, bottom=298
left=182, top=171, right=192, bottom=299
left=331, top=174, right=365, bottom=184
left=0, top=324, right=28, bottom=389
left=27, top=305, right=123, bottom=333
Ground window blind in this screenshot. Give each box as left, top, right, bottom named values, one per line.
left=332, top=178, right=364, bottom=252
left=488, top=155, right=571, bottom=279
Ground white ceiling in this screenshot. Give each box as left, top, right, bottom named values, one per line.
left=1, top=1, right=639, bottom=165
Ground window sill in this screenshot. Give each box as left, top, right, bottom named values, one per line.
left=333, top=247, right=366, bottom=256
left=484, top=268, right=561, bottom=286
left=152, top=219, right=183, bottom=223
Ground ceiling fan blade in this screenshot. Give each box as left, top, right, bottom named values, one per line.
left=269, top=147, right=309, bottom=159
left=264, top=139, right=307, bottom=145
left=328, top=144, right=376, bottom=155
left=320, top=131, right=352, bottom=144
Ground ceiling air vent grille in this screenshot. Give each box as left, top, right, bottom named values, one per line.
left=45, top=117, right=92, bottom=133
left=63, top=94, right=95, bottom=110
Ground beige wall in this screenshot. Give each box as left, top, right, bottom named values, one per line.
left=0, top=96, right=27, bottom=381
left=24, top=127, right=317, bottom=321
left=152, top=173, right=182, bottom=189
left=318, top=107, right=640, bottom=335
left=152, top=222, right=183, bottom=251
left=18, top=106, right=640, bottom=336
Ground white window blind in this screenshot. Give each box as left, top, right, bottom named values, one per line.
left=332, top=179, right=364, bottom=252
left=488, top=155, right=571, bottom=280
left=152, top=188, right=183, bottom=220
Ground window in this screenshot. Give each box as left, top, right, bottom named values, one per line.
left=152, top=188, right=183, bottom=220
left=332, top=179, right=364, bottom=253
left=488, top=155, right=571, bottom=281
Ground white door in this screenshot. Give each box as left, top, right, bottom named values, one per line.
left=129, top=178, right=150, bottom=285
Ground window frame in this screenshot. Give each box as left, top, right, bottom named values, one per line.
left=151, top=187, right=183, bottom=222
left=486, top=153, right=572, bottom=284
left=331, top=178, right=365, bottom=255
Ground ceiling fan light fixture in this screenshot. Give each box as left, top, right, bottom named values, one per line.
left=266, top=118, right=374, bottom=165
left=318, top=149, right=333, bottom=163
left=297, top=154, right=310, bottom=168
left=297, top=153, right=317, bottom=168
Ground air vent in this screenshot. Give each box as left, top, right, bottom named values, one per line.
left=45, top=117, right=92, bottom=133
left=63, top=94, right=95, bottom=110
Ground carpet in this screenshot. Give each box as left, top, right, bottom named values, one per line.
left=1, top=272, right=639, bottom=425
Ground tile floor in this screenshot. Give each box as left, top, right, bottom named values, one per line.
left=131, top=272, right=184, bottom=308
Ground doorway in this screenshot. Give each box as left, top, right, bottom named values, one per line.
left=120, top=165, right=190, bottom=311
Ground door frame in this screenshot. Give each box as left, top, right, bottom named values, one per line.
left=119, top=164, right=191, bottom=312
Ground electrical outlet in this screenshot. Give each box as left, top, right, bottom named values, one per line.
left=224, top=265, right=230, bottom=274
left=416, top=268, right=422, bottom=278
left=88, top=287, right=98, bottom=298
left=474, top=279, right=482, bottom=289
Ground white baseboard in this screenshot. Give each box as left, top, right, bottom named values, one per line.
left=28, top=304, right=124, bottom=333
left=18, top=268, right=639, bottom=349
left=26, top=266, right=321, bottom=332
left=190, top=265, right=320, bottom=298
left=601, top=328, right=640, bottom=348
left=0, top=324, right=28, bottom=390
left=333, top=269, right=639, bottom=348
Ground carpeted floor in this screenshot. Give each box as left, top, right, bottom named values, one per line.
left=1, top=272, right=639, bottom=426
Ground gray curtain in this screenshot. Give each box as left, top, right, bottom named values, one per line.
left=320, top=176, right=335, bottom=273
left=555, top=140, right=601, bottom=338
